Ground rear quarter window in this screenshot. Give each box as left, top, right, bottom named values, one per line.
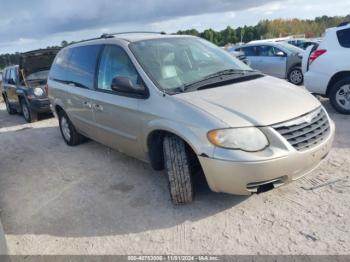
left=337, top=28, right=350, bottom=48
left=50, top=45, right=101, bottom=89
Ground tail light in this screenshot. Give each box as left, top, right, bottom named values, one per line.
left=309, top=49, right=327, bottom=65
left=45, top=84, right=48, bottom=95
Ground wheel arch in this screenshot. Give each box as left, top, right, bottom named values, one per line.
left=145, top=122, right=206, bottom=171
left=287, top=63, right=302, bottom=76
left=326, top=71, right=350, bottom=96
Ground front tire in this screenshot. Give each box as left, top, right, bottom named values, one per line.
left=288, top=67, right=303, bottom=85
left=329, top=77, right=350, bottom=115
left=58, top=110, right=86, bottom=146
left=163, top=135, right=194, bottom=205
left=20, top=99, right=37, bottom=123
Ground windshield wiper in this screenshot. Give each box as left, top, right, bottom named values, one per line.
left=181, top=69, right=259, bottom=92
left=204, top=69, right=250, bottom=79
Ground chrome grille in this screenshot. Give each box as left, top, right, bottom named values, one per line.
left=273, top=108, right=330, bottom=151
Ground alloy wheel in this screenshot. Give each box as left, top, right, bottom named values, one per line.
left=61, top=116, right=71, bottom=141
left=290, top=69, right=303, bottom=85
left=335, top=84, right=350, bottom=110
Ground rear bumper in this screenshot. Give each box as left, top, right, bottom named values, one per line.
left=29, top=98, right=51, bottom=113
left=198, top=121, right=335, bottom=195
left=304, top=71, right=329, bottom=95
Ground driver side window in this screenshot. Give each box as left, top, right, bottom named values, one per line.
left=258, top=46, right=285, bottom=57
left=98, top=45, right=141, bottom=91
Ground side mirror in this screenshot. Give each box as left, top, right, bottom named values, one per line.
left=111, top=76, right=145, bottom=95
left=276, top=51, right=286, bottom=57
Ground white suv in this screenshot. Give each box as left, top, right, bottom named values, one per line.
left=303, top=22, right=350, bottom=114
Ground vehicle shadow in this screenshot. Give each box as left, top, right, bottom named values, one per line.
left=0, top=125, right=248, bottom=238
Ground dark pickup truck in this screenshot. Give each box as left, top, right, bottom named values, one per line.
left=1, top=48, right=59, bottom=122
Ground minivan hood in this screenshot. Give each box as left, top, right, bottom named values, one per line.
left=175, top=76, right=320, bottom=127
left=20, top=48, right=59, bottom=77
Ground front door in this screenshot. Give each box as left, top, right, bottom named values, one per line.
left=91, top=45, right=145, bottom=159
left=257, top=45, right=287, bottom=78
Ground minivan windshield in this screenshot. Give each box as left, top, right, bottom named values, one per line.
left=130, top=37, right=254, bottom=92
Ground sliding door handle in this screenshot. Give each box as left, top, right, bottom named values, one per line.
left=92, top=104, right=103, bottom=112
left=83, top=101, right=92, bottom=108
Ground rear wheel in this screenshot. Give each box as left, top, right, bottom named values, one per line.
left=288, top=67, right=303, bottom=85
left=58, top=110, right=86, bottom=146
left=163, top=135, right=194, bottom=205
left=20, top=99, right=37, bottom=123
left=329, top=77, right=350, bottom=114
left=4, top=95, right=16, bottom=115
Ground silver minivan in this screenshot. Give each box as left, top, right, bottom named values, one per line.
left=48, top=33, right=334, bottom=204
left=236, top=42, right=304, bottom=85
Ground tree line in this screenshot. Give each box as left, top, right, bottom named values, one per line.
left=177, top=15, right=350, bottom=46
left=1, top=15, right=349, bottom=69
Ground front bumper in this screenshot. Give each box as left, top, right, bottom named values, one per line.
left=198, top=120, right=335, bottom=195
left=29, top=98, right=51, bottom=113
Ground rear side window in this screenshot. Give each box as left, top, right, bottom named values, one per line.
left=50, top=49, right=71, bottom=82
left=50, top=45, right=101, bottom=89
left=337, top=28, right=350, bottom=48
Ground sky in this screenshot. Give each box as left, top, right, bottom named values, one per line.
left=0, top=0, right=350, bottom=54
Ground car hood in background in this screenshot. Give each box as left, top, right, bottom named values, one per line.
left=175, top=76, right=320, bottom=127
left=19, top=48, right=60, bottom=77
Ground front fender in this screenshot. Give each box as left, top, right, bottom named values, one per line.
left=142, top=118, right=215, bottom=157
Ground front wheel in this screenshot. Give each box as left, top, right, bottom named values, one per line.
left=21, top=99, right=37, bottom=123
left=288, top=67, right=303, bottom=86
left=329, top=77, right=350, bottom=115
left=163, top=135, right=194, bottom=205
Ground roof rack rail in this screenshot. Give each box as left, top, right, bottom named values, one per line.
left=67, top=31, right=167, bottom=46
left=100, top=31, right=166, bottom=38
left=337, top=21, right=349, bottom=27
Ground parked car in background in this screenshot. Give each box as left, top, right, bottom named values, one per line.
left=226, top=48, right=249, bottom=64
left=303, top=22, right=350, bottom=114
left=286, top=39, right=320, bottom=50
left=1, top=48, right=59, bottom=122
left=48, top=33, right=334, bottom=204
left=236, top=42, right=304, bottom=85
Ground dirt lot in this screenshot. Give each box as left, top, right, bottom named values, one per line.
left=0, top=99, right=349, bottom=255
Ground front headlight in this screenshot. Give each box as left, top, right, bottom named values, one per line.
left=34, top=87, right=44, bottom=97
left=207, top=127, right=269, bottom=152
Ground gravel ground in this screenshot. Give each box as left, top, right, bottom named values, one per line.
left=0, top=99, right=349, bottom=255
